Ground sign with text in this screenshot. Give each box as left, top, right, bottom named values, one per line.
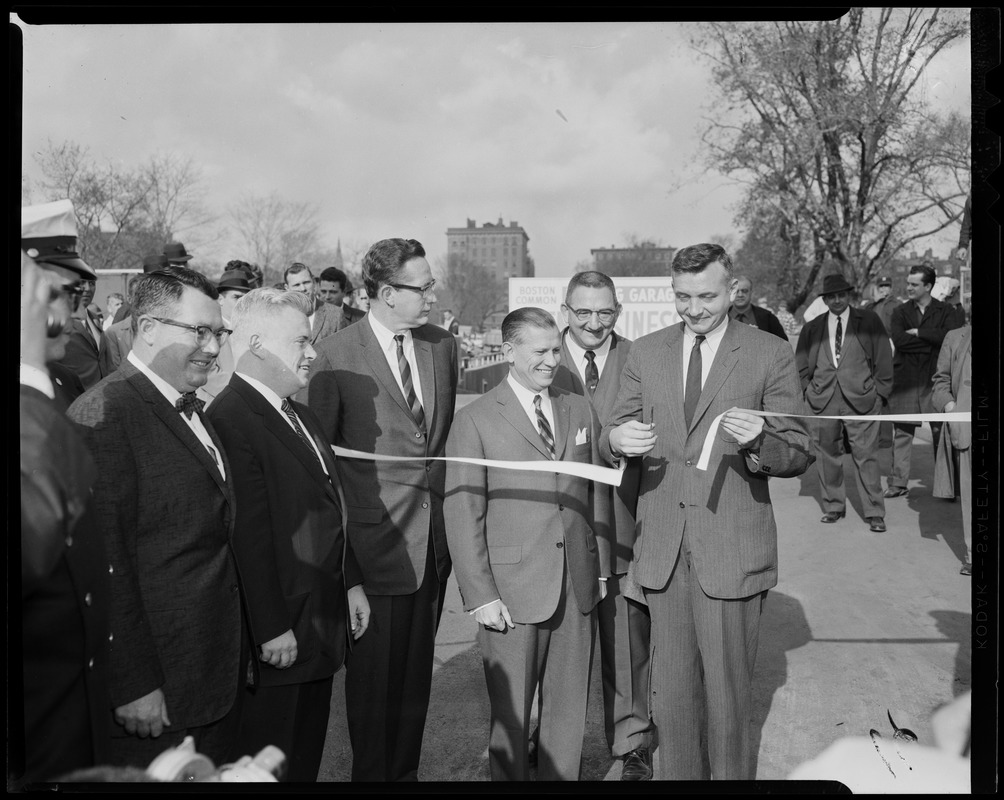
left=509, top=277, right=680, bottom=341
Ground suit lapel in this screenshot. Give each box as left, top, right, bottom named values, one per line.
left=550, top=389, right=569, bottom=459
left=358, top=321, right=414, bottom=419
left=413, top=332, right=437, bottom=428
left=497, top=381, right=553, bottom=460
left=690, top=322, right=740, bottom=432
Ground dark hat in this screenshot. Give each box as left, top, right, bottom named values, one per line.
left=143, top=253, right=171, bottom=273
left=877, top=275, right=892, bottom=287
left=21, top=199, right=97, bottom=280
left=218, top=270, right=251, bottom=295
left=819, top=274, right=854, bottom=296
left=163, top=241, right=193, bottom=263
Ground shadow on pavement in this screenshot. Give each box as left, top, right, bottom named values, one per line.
left=929, top=610, right=972, bottom=696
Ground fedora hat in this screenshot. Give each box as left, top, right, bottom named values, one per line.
left=819, top=274, right=854, bottom=296
left=163, top=241, right=193, bottom=263
left=218, top=270, right=251, bottom=294
left=21, top=199, right=96, bottom=280
left=142, top=253, right=171, bottom=273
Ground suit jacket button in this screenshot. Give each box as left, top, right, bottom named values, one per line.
left=556, top=541, right=564, bottom=549
left=415, top=431, right=423, bottom=438
left=558, top=504, right=564, bottom=511
left=422, top=502, right=429, bottom=509
left=108, top=564, right=114, bottom=574
left=679, top=501, right=685, bottom=509
left=87, top=657, right=94, bottom=670
left=108, top=633, right=114, bottom=643
left=686, top=460, right=692, bottom=467
left=84, top=592, right=92, bottom=606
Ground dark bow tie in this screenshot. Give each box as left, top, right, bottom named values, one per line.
left=176, top=392, right=204, bottom=419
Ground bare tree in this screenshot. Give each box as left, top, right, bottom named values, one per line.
left=143, top=152, right=213, bottom=243
left=227, top=192, right=321, bottom=285
left=696, top=8, right=970, bottom=311
left=436, top=254, right=507, bottom=330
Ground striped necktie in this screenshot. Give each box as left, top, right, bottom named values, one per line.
left=281, top=398, right=321, bottom=465
left=834, top=315, right=843, bottom=362
left=584, top=350, right=599, bottom=394
left=533, top=394, right=556, bottom=460
left=394, top=334, right=426, bottom=430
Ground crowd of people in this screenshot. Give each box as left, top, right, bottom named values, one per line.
left=18, top=198, right=970, bottom=785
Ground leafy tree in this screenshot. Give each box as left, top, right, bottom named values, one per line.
left=696, top=8, right=970, bottom=311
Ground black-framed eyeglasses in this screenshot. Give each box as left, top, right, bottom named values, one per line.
left=566, top=306, right=618, bottom=323
left=149, top=316, right=232, bottom=347
left=388, top=279, right=437, bottom=299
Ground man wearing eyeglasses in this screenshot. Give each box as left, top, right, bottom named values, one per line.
left=305, top=238, right=459, bottom=782
left=284, top=262, right=343, bottom=345
left=550, top=271, right=655, bottom=780
left=68, top=266, right=247, bottom=770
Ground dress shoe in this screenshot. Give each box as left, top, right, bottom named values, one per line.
left=868, top=517, right=886, bottom=532
left=620, top=747, right=653, bottom=781
left=883, top=486, right=909, bottom=498
left=960, top=562, right=972, bottom=576
left=820, top=511, right=845, bottom=523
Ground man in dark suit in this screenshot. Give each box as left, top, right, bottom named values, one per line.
left=729, top=275, right=789, bottom=341
left=285, top=262, right=343, bottom=345
left=884, top=264, right=964, bottom=498
left=444, top=308, right=606, bottom=781
left=932, top=324, right=973, bottom=575
left=318, top=266, right=366, bottom=328
left=796, top=274, right=893, bottom=532
left=551, top=271, right=654, bottom=780
left=207, top=288, right=370, bottom=781
left=68, top=266, right=246, bottom=769
left=53, top=274, right=107, bottom=389
left=17, top=205, right=111, bottom=785
left=864, top=275, right=899, bottom=337
left=601, top=243, right=812, bottom=780
left=305, top=238, right=458, bottom=781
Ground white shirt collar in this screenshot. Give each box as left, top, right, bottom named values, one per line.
left=563, top=330, right=612, bottom=364
left=368, top=311, right=412, bottom=352
left=829, top=307, right=851, bottom=325
left=683, top=315, right=729, bottom=351
left=235, top=372, right=286, bottom=415
left=506, top=372, right=552, bottom=418
left=128, top=350, right=185, bottom=405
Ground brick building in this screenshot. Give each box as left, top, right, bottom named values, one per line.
left=446, top=218, right=533, bottom=281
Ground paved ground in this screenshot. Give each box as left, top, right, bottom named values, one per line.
left=318, top=420, right=973, bottom=783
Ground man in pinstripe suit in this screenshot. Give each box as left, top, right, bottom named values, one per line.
left=601, top=243, right=812, bottom=780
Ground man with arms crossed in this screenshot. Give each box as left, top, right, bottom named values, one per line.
left=601, top=243, right=812, bottom=780
left=444, top=307, right=607, bottom=781
left=207, top=288, right=370, bottom=780
left=306, top=238, right=458, bottom=781
left=69, top=266, right=245, bottom=768
left=551, top=271, right=655, bottom=780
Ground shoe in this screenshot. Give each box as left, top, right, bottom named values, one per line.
left=868, top=517, right=887, bottom=532
left=820, top=511, right=845, bottom=523
left=960, top=562, right=972, bottom=576
left=883, top=486, right=909, bottom=498
left=528, top=724, right=539, bottom=767
left=621, top=747, right=653, bottom=781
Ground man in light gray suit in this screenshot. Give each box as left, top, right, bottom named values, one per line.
left=551, top=271, right=655, bottom=781
left=601, top=243, right=812, bottom=780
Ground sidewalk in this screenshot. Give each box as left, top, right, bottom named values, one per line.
left=319, top=428, right=971, bottom=782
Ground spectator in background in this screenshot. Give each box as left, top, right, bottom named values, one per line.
left=284, top=262, right=342, bottom=345
left=884, top=264, right=964, bottom=499
left=199, top=269, right=250, bottom=407
left=53, top=274, right=106, bottom=390
left=223, top=260, right=263, bottom=290
left=864, top=276, right=899, bottom=336
left=163, top=241, right=195, bottom=267
left=728, top=276, right=788, bottom=340
left=318, top=266, right=365, bottom=327
left=18, top=201, right=111, bottom=786
left=103, top=294, right=124, bottom=331
left=932, top=276, right=966, bottom=329
left=351, top=286, right=370, bottom=312
left=441, top=308, right=460, bottom=335
left=932, top=322, right=973, bottom=575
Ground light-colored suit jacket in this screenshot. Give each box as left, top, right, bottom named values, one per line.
left=600, top=321, right=812, bottom=599
left=67, top=360, right=242, bottom=727
left=444, top=379, right=605, bottom=623
left=99, top=316, right=134, bottom=375
left=310, top=301, right=344, bottom=345
left=552, top=331, right=640, bottom=575
left=305, top=319, right=459, bottom=595
left=932, top=325, right=972, bottom=450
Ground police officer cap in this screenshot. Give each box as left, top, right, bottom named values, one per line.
left=22, top=199, right=97, bottom=280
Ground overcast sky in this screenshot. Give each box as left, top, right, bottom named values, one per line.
left=17, top=18, right=971, bottom=277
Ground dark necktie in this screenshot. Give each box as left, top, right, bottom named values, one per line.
left=394, top=334, right=426, bottom=430
left=834, top=316, right=843, bottom=362
left=281, top=398, right=317, bottom=455
left=533, top=395, right=556, bottom=460
left=176, top=392, right=204, bottom=419
left=584, top=350, right=599, bottom=394
left=683, top=335, right=706, bottom=429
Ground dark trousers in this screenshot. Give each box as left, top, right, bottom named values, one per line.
left=813, top=393, right=885, bottom=518
left=345, top=537, right=447, bottom=781
left=478, top=562, right=595, bottom=781
left=646, top=532, right=765, bottom=780
left=597, top=572, right=654, bottom=757
left=236, top=676, right=334, bottom=782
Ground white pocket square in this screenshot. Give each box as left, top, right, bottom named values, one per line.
left=575, top=427, right=588, bottom=446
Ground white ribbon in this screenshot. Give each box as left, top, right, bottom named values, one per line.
left=697, top=410, right=973, bottom=471
left=332, top=446, right=625, bottom=487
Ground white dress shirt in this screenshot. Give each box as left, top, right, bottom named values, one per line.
left=682, top=316, right=729, bottom=389
left=128, top=351, right=226, bottom=479
left=368, top=313, right=425, bottom=408
left=563, top=332, right=612, bottom=385
left=827, top=307, right=851, bottom=364
left=236, top=372, right=328, bottom=475
left=506, top=373, right=555, bottom=435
